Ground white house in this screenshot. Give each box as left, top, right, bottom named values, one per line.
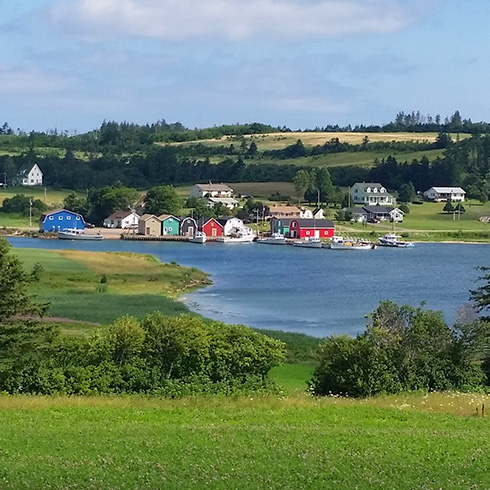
left=424, top=187, right=466, bottom=202
left=190, top=183, right=233, bottom=198
left=362, top=205, right=404, bottom=222
left=103, top=210, right=140, bottom=228
left=216, top=217, right=253, bottom=236
left=17, top=163, right=43, bottom=186
left=207, top=197, right=239, bottom=209
left=350, top=183, right=394, bottom=206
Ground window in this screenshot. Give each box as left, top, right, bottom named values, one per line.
left=59, top=216, right=63, bottom=220
left=49, top=216, right=53, bottom=220
left=67, top=216, right=71, bottom=220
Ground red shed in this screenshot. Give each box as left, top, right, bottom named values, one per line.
left=289, top=219, right=334, bottom=239
left=198, top=217, right=223, bottom=237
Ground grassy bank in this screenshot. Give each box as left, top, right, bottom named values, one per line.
left=1, top=392, right=489, bottom=489
left=14, top=248, right=211, bottom=325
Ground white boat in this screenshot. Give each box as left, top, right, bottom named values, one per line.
left=326, top=236, right=376, bottom=250
left=256, top=233, right=287, bottom=245
left=58, top=229, right=104, bottom=241
left=292, top=237, right=323, bottom=248
left=188, top=231, right=207, bottom=244
left=378, top=233, right=414, bottom=248
left=216, top=233, right=255, bottom=243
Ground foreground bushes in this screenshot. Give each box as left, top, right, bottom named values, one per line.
left=1, top=313, right=285, bottom=395
left=310, top=301, right=485, bottom=397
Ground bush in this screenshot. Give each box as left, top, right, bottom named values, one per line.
left=310, top=301, right=484, bottom=397
left=0, top=313, right=286, bottom=395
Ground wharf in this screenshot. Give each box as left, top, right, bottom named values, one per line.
left=121, top=235, right=219, bottom=242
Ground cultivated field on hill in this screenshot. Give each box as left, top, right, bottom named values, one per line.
left=171, top=131, right=468, bottom=149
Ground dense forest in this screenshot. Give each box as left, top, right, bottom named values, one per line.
left=1, top=111, right=490, bottom=201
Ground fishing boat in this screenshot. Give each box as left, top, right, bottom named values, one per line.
left=58, top=229, right=104, bottom=241
left=216, top=232, right=255, bottom=243
left=256, top=233, right=287, bottom=245
left=327, top=236, right=376, bottom=250
left=378, top=233, right=414, bottom=248
left=292, top=237, right=323, bottom=248
left=188, top=231, right=207, bottom=244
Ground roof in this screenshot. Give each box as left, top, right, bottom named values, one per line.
left=291, top=219, right=335, bottom=228
left=105, top=210, right=136, bottom=220
left=18, top=163, right=40, bottom=175
left=197, top=216, right=222, bottom=227
left=346, top=207, right=368, bottom=214
left=352, top=182, right=392, bottom=194
left=428, top=187, right=466, bottom=193
left=139, top=214, right=161, bottom=222
left=40, top=209, right=84, bottom=222
left=207, top=197, right=239, bottom=204
left=195, top=183, right=233, bottom=191
left=266, top=205, right=303, bottom=215
left=158, top=214, right=179, bottom=221
left=363, top=206, right=403, bottom=214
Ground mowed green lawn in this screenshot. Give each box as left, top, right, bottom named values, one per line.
left=402, top=201, right=490, bottom=232
left=13, top=248, right=210, bottom=325
left=1, top=393, right=490, bottom=489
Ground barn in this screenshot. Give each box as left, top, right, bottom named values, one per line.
left=39, top=209, right=85, bottom=232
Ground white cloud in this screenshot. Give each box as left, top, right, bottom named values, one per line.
left=48, top=0, right=417, bottom=41
left=0, top=67, right=75, bottom=94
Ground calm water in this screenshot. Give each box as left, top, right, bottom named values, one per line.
left=7, top=237, right=490, bottom=337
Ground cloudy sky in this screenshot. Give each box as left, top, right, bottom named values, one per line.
left=0, top=0, right=488, bottom=132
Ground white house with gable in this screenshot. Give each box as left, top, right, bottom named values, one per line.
left=190, top=183, right=233, bottom=198
left=17, top=163, right=43, bottom=186
left=103, top=210, right=140, bottom=228
left=350, top=182, right=394, bottom=206
left=424, top=187, right=466, bottom=202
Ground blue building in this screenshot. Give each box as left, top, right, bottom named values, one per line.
left=39, top=209, right=85, bottom=232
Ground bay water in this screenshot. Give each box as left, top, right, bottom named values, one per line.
left=7, top=237, right=489, bottom=338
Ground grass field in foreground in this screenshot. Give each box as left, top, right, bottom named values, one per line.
left=13, top=248, right=210, bottom=325
left=1, top=392, right=490, bottom=489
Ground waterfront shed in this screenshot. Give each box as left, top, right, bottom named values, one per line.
left=198, top=217, right=223, bottom=237
left=138, top=214, right=162, bottom=236
left=289, top=219, right=335, bottom=239
left=159, top=214, right=180, bottom=235
left=180, top=217, right=198, bottom=236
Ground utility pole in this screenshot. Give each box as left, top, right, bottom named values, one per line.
left=29, top=199, right=32, bottom=228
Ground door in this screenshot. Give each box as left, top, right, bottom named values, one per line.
left=188, top=226, right=194, bottom=237
left=315, top=230, right=320, bottom=238
left=212, top=228, right=217, bottom=237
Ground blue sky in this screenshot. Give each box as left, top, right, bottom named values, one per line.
left=0, top=0, right=488, bottom=133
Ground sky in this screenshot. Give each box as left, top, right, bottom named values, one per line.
left=1, top=0, right=489, bottom=133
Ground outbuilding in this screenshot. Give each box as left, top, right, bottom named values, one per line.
left=159, top=214, right=180, bottom=236
left=180, top=217, right=198, bottom=236
left=197, top=217, right=223, bottom=237
left=288, top=219, right=335, bottom=239
left=39, top=209, right=85, bottom=232
left=138, top=214, right=162, bottom=236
